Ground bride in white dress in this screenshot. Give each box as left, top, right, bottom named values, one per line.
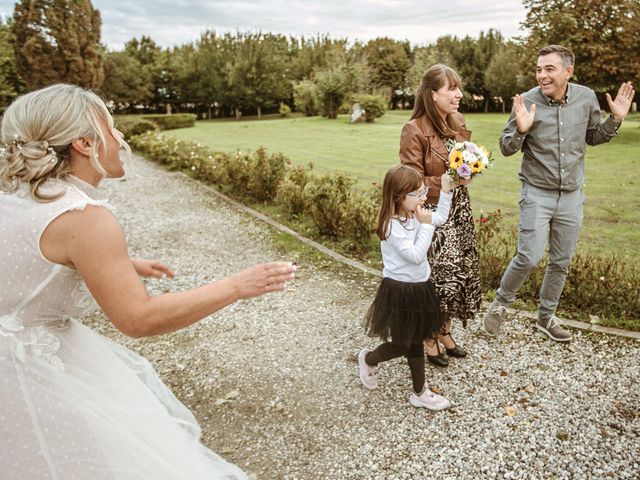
left=0, top=84, right=296, bottom=479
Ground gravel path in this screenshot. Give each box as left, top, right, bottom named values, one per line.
left=87, top=154, right=639, bottom=480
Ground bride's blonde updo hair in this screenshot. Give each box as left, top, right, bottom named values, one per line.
left=0, top=83, right=130, bottom=201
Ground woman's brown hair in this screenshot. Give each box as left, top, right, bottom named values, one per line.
left=376, top=164, right=423, bottom=241
left=410, top=64, right=462, bottom=139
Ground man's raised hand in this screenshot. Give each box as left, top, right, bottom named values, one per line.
left=513, top=94, right=536, bottom=134
left=607, top=81, right=635, bottom=122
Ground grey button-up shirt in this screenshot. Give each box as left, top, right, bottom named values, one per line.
left=500, top=83, right=621, bottom=191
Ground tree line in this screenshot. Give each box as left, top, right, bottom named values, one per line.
left=1, top=0, right=638, bottom=117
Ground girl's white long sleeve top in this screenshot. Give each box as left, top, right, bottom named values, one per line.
left=381, top=191, right=452, bottom=282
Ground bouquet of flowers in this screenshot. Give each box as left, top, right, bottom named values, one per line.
left=447, top=141, right=493, bottom=182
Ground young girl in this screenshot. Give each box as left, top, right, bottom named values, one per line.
left=358, top=164, right=456, bottom=410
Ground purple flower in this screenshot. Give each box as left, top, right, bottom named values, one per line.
left=457, top=163, right=472, bottom=179
left=466, top=142, right=477, bottom=153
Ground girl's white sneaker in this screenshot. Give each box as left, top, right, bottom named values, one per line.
left=358, top=349, right=378, bottom=390
left=409, top=388, right=450, bottom=410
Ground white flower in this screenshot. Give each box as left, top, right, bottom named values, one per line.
left=462, top=150, right=476, bottom=164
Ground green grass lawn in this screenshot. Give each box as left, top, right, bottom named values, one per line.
left=161, top=110, right=640, bottom=263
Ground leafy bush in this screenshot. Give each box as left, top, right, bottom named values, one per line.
left=293, top=80, right=319, bottom=116
left=215, top=151, right=252, bottom=196
left=115, top=117, right=158, bottom=139
left=217, top=148, right=289, bottom=202
left=315, top=67, right=349, bottom=119
left=355, top=94, right=387, bottom=123
left=246, top=148, right=289, bottom=202
left=342, top=185, right=380, bottom=246
left=131, top=134, right=287, bottom=204
left=276, top=163, right=314, bottom=218
left=562, top=252, right=639, bottom=322
left=279, top=102, right=291, bottom=117
left=128, top=132, right=225, bottom=183
left=475, top=209, right=518, bottom=288
left=303, top=173, right=354, bottom=237
left=338, top=102, right=352, bottom=115
left=141, top=113, right=197, bottom=130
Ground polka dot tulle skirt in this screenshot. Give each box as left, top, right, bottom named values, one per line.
left=0, top=178, right=246, bottom=479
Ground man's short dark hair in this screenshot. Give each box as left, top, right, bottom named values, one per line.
left=538, top=45, right=575, bottom=68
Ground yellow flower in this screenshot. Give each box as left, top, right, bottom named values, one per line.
left=480, top=145, right=490, bottom=157
left=449, top=150, right=463, bottom=169
left=470, top=160, right=484, bottom=173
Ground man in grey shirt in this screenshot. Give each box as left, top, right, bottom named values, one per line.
left=483, top=44, right=635, bottom=342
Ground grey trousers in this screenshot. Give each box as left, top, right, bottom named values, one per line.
left=496, top=182, right=584, bottom=320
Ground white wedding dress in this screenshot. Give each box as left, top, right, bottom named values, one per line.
left=0, top=177, right=247, bottom=479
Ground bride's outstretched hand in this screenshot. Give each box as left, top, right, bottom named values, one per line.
left=132, top=258, right=176, bottom=278
left=231, top=262, right=297, bottom=299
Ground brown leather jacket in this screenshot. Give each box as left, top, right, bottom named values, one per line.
left=399, top=112, right=471, bottom=204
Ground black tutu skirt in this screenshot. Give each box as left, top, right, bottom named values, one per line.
left=364, top=277, right=446, bottom=349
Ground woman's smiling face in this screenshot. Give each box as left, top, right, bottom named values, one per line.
left=433, top=79, right=463, bottom=117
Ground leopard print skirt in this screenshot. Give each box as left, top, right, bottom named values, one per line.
left=427, top=187, right=482, bottom=329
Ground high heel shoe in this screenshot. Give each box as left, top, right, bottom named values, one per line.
left=442, top=333, right=467, bottom=358
left=424, top=340, right=449, bottom=367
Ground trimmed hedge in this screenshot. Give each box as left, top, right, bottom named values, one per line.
left=141, top=114, right=197, bottom=130
left=115, top=117, right=158, bottom=139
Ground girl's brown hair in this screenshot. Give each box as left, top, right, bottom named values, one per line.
left=410, top=64, right=462, bottom=139
left=376, top=164, right=423, bottom=241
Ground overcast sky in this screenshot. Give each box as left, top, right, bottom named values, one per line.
left=0, top=0, right=528, bottom=50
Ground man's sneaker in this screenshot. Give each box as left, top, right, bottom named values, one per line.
left=358, top=349, right=378, bottom=390
left=482, top=299, right=509, bottom=336
left=536, top=316, right=572, bottom=342
left=409, top=388, right=451, bottom=411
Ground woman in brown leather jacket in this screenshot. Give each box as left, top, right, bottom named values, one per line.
left=399, top=64, right=482, bottom=367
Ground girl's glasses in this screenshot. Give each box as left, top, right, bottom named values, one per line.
left=407, top=185, right=429, bottom=197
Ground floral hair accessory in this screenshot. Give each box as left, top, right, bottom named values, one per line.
left=12, top=134, right=23, bottom=149
left=47, top=145, right=57, bottom=163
